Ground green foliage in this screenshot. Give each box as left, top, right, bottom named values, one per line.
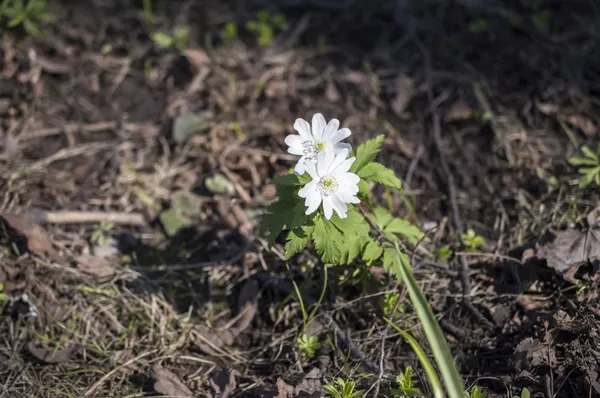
left=512, top=387, right=530, bottom=398
left=296, top=333, right=320, bottom=359
left=90, top=220, right=115, bottom=246
left=0, top=0, right=55, bottom=36
left=461, top=229, right=485, bottom=252
left=393, top=366, right=421, bottom=398
left=438, top=245, right=454, bottom=261
left=468, top=18, right=488, bottom=35
left=381, top=292, right=404, bottom=318
left=323, top=378, right=363, bottom=398
left=532, top=10, right=551, bottom=34
left=465, top=385, right=487, bottom=398
left=569, top=145, right=600, bottom=188
left=221, top=22, right=237, bottom=44
left=151, top=26, right=189, bottom=51
left=357, top=162, right=402, bottom=189
left=350, top=135, right=385, bottom=173
left=246, top=9, right=287, bottom=47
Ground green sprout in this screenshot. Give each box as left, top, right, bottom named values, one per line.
left=465, top=385, right=487, bottom=398
left=246, top=9, right=287, bottom=47
left=0, top=0, right=55, bottom=36
left=381, top=292, right=404, bottom=318
left=532, top=10, right=551, bottom=34
left=323, top=378, right=363, bottom=398
left=569, top=145, right=600, bottom=188
left=221, top=22, right=237, bottom=45
left=512, top=387, right=530, bottom=398
left=151, top=26, right=189, bottom=51
left=468, top=18, right=488, bottom=35
left=90, top=220, right=115, bottom=246
left=296, top=333, right=320, bottom=359
left=461, top=229, right=485, bottom=252
left=392, top=366, right=421, bottom=398
left=438, top=245, right=454, bottom=262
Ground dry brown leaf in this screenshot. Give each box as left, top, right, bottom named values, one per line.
left=0, top=213, right=64, bottom=264
left=566, top=115, right=597, bottom=136
left=325, top=81, right=340, bottom=102
left=295, top=368, right=322, bottom=397
left=276, top=378, right=294, bottom=398
left=183, top=48, right=209, bottom=74
left=27, top=342, right=81, bottom=363
left=75, top=254, right=119, bottom=277
left=444, top=100, right=474, bottom=121
left=536, top=228, right=600, bottom=282
left=152, top=364, right=193, bottom=398
left=391, top=74, right=414, bottom=117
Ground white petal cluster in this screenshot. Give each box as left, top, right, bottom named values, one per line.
left=285, top=113, right=360, bottom=219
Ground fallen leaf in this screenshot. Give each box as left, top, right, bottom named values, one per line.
left=276, top=378, right=294, bottom=398
left=75, top=254, right=119, bottom=277
left=183, top=48, right=209, bottom=74
left=325, top=81, right=340, bottom=102
left=444, top=100, right=474, bottom=121
left=27, top=342, right=81, bottom=363
left=172, top=111, right=214, bottom=144
left=295, top=368, right=322, bottom=397
left=159, top=208, right=192, bottom=237
left=0, top=214, right=63, bottom=264
left=536, top=228, right=600, bottom=282
left=391, top=74, right=414, bottom=117
left=152, top=364, right=193, bottom=398
left=566, top=115, right=597, bottom=136
left=205, top=173, right=236, bottom=196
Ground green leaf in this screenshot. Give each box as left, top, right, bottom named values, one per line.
left=383, top=247, right=401, bottom=277
left=261, top=197, right=308, bottom=246
left=328, top=206, right=370, bottom=238
left=370, top=206, right=394, bottom=230
left=271, top=173, right=301, bottom=186
left=357, top=162, right=402, bottom=189
left=313, top=216, right=342, bottom=264
left=151, top=31, right=174, bottom=48
left=338, top=235, right=363, bottom=265
left=384, top=218, right=425, bottom=245
left=569, top=155, right=598, bottom=166
left=23, top=18, right=39, bottom=35
left=362, top=239, right=383, bottom=264
left=350, top=134, right=385, bottom=173
left=284, top=224, right=314, bottom=259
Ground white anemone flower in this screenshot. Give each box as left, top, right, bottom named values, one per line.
left=285, top=113, right=352, bottom=175
left=298, top=149, right=360, bottom=220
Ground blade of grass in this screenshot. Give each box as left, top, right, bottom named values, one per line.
left=393, top=241, right=464, bottom=398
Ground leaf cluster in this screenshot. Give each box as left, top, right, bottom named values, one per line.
left=569, top=145, right=600, bottom=188
left=0, top=0, right=55, bottom=36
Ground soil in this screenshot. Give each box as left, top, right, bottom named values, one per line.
left=1, top=0, right=600, bottom=397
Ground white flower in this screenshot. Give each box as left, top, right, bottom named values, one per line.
left=285, top=113, right=352, bottom=175
left=298, top=149, right=360, bottom=220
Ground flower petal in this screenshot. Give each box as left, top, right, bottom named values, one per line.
left=305, top=189, right=322, bottom=215
left=330, top=127, right=351, bottom=144
left=339, top=172, right=360, bottom=186
left=327, top=149, right=349, bottom=174
left=294, top=118, right=312, bottom=140
left=294, top=157, right=307, bottom=175
left=298, top=180, right=316, bottom=198
left=322, top=118, right=340, bottom=140
left=305, top=161, right=318, bottom=179
left=322, top=195, right=333, bottom=219
left=317, top=150, right=334, bottom=177
left=311, top=113, right=326, bottom=139
left=333, top=156, right=356, bottom=174
left=331, top=193, right=348, bottom=218
left=285, top=135, right=305, bottom=155
left=339, top=190, right=360, bottom=204
left=334, top=142, right=352, bottom=153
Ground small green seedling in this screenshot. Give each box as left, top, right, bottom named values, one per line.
left=468, top=18, right=488, bottom=35
left=438, top=245, right=454, bottom=262
left=532, top=10, right=551, bottom=34
left=323, top=378, right=363, bottom=398
left=392, top=366, right=421, bottom=398
left=569, top=145, right=600, bottom=188
left=0, top=0, right=55, bottom=36
left=296, top=332, right=320, bottom=359
left=512, top=387, right=530, bottom=398
left=151, top=26, right=189, bottom=51
left=461, top=229, right=485, bottom=252
left=90, top=220, right=115, bottom=246
left=221, top=22, right=237, bottom=45
left=246, top=10, right=287, bottom=47
left=465, top=385, right=487, bottom=398
left=381, top=292, right=404, bottom=318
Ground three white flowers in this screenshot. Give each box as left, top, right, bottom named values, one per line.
left=285, top=113, right=360, bottom=220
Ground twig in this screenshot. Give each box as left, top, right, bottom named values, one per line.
left=413, top=35, right=494, bottom=329
left=44, top=211, right=147, bottom=226
left=19, top=121, right=158, bottom=140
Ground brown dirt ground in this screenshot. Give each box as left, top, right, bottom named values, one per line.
left=1, top=0, right=600, bottom=397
